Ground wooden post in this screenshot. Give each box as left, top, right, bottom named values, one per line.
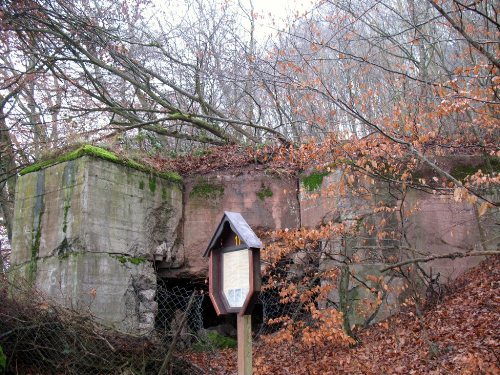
left=237, top=314, right=252, bottom=375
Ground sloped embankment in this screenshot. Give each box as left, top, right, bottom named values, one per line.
left=329, top=256, right=500, bottom=375
left=187, top=257, right=499, bottom=374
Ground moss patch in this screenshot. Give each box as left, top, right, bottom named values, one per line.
left=190, top=180, right=224, bottom=199
left=157, top=171, right=182, bottom=184
left=139, top=181, right=145, bottom=190
left=20, top=145, right=116, bottom=175
left=193, top=331, right=237, bottom=352
left=0, top=344, right=6, bottom=372
left=256, top=185, right=273, bottom=201
left=110, top=254, right=147, bottom=265
left=149, top=177, right=157, bottom=193
left=28, top=173, right=45, bottom=284
left=62, top=204, right=70, bottom=233
left=28, top=220, right=41, bottom=283
left=301, top=171, right=330, bottom=192
left=450, top=157, right=500, bottom=181
left=19, top=145, right=182, bottom=184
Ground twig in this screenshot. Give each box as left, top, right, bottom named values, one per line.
left=93, top=330, right=116, bottom=352
left=381, top=251, right=500, bottom=272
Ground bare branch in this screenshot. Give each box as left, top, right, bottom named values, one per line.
left=381, top=251, right=500, bottom=272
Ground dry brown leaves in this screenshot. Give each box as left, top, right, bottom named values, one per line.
left=182, top=348, right=237, bottom=375
left=324, top=262, right=499, bottom=375
left=141, top=144, right=299, bottom=176
left=183, top=257, right=499, bottom=374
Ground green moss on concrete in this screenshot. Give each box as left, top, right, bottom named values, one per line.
left=62, top=204, right=70, bottom=233
left=190, top=180, right=224, bottom=199
left=19, top=159, right=53, bottom=176
left=112, top=255, right=128, bottom=264
left=28, top=222, right=41, bottom=283
left=19, top=145, right=182, bottom=184
left=110, top=254, right=147, bottom=265
left=61, top=160, right=77, bottom=235
left=162, top=187, right=168, bottom=200
left=301, top=171, right=330, bottom=192
left=256, top=185, right=273, bottom=201
left=28, top=173, right=45, bottom=284
left=128, top=256, right=147, bottom=265
left=149, top=177, right=157, bottom=193
left=139, top=181, right=145, bottom=190
left=125, top=159, right=146, bottom=171
left=450, top=157, right=499, bottom=181
left=20, top=145, right=114, bottom=175
left=158, top=171, right=182, bottom=184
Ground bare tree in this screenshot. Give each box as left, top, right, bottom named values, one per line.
left=1, top=0, right=291, bottom=149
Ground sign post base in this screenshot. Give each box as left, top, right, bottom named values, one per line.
left=237, top=314, right=252, bottom=375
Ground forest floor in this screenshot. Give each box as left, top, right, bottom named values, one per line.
left=184, top=257, right=499, bottom=374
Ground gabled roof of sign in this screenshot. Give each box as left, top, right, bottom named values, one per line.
left=204, top=211, right=262, bottom=257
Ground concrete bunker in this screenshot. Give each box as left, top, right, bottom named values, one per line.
left=8, top=146, right=283, bottom=338
left=8, top=146, right=497, bottom=339
left=9, top=147, right=183, bottom=334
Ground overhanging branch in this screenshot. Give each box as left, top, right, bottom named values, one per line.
left=381, top=251, right=500, bottom=272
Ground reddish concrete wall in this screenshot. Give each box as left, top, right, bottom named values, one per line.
left=300, top=170, right=393, bottom=228
left=405, top=190, right=497, bottom=281
left=300, top=171, right=341, bottom=228
left=299, top=165, right=498, bottom=326
left=159, top=168, right=300, bottom=278
left=158, top=158, right=498, bottom=285
left=300, top=171, right=497, bottom=281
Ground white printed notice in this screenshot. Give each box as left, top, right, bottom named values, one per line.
left=222, top=249, right=250, bottom=308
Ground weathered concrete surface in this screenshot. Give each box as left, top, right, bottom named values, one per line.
left=402, top=155, right=498, bottom=279
left=300, top=167, right=498, bottom=280
left=11, top=156, right=183, bottom=265
left=158, top=168, right=300, bottom=278
left=405, top=189, right=499, bottom=281
left=300, top=170, right=394, bottom=228
left=10, top=156, right=182, bottom=332
left=302, top=163, right=499, bottom=327
left=11, top=158, right=86, bottom=265
left=9, top=253, right=157, bottom=333
left=9, top=153, right=498, bottom=333
left=83, top=158, right=183, bottom=266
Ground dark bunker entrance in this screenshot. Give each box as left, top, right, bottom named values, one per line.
left=154, top=277, right=264, bottom=342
